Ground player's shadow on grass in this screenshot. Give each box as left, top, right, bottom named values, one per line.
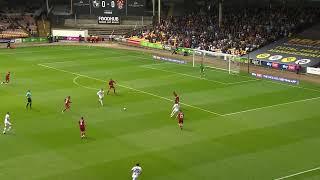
left=4, top=132, right=16, bottom=136
left=82, top=136, right=96, bottom=142
left=26, top=108, right=40, bottom=112
left=109, top=93, right=123, bottom=97
left=181, top=128, right=192, bottom=132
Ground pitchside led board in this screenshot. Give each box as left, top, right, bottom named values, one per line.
left=73, top=0, right=145, bottom=24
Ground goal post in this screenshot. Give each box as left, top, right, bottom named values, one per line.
left=192, top=49, right=241, bottom=74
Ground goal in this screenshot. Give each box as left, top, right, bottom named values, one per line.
left=192, top=49, right=241, bottom=74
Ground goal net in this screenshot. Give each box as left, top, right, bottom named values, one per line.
left=192, top=49, right=241, bottom=74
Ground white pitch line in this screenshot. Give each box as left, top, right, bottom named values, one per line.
left=39, top=63, right=320, bottom=117
left=134, top=55, right=320, bottom=93
left=0, top=47, right=89, bottom=54
left=274, top=166, right=320, bottom=180
left=142, top=65, right=260, bottom=85
left=222, top=96, right=320, bottom=116
left=42, top=60, right=76, bottom=65
left=267, top=79, right=320, bottom=93
left=38, top=63, right=223, bottom=116
left=142, top=66, right=228, bottom=85
left=41, top=55, right=151, bottom=66
left=205, top=65, right=239, bottom=74
left=73, top=76, right=99, bottom=90
left=226, top=79, right=261, bottom=85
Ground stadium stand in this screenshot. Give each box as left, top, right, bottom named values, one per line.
left=0, top=1, right=46, bottom=38
left=128, top=7, right=320, bottom=55
left=0, top=15, right=29, bottom=38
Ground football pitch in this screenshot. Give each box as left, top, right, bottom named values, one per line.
left=1, top=45, right=320, bottom=180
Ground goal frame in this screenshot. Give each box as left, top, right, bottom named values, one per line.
left=192, top=49, right=239, bottom=74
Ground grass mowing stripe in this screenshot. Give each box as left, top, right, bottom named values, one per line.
left=39, top=63, right=320, bottom=118
left=222, top=96, right=320, bottom=116
left=142, top=65, right=260, bottom=85
left=38, top=63, right=223, bottom=116
left=225, top=79, right=261, bottom=85
left=73, top=76, right=99, bottom=90
left=138, top=54, right=320, bottom=93
left=142, top=66, right=228, bottom=85
left=41, top=55, right=148, bottom=66
left=125, top=53, right=320, bottom=94
left=274, top=166, right=320, bottom=180
left=267, top=80, right=320, bottom=93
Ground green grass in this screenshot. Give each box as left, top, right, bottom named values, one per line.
left=1, top=45, right=320, bottom=180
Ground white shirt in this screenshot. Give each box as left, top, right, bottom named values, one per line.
left=131, top=166, right=142, bottom=177
left=97, top=90, right=104, bottom=98
left=4, top=114, right=10, bottom=123
left=172, top=103, right=180, bottom=110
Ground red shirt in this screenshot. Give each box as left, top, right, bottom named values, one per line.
left=178, top=112, right=184, bottom=123
left=175, top=96, right=180, bottom=104
left=109, top=80, right=115, bottom=87
left=79, top=120, right=85, bottom=127
left=65, top=98, right=71, bottom=105
left=79, top=120, right=85, bottom=130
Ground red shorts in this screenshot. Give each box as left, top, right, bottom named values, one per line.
left=65, top=104, right=70, bottom=109
left=80, top=126, right=85, bottom=132
left=6, top=77, right=9, bottom=81
left=178, top=119, right=183, bottom=124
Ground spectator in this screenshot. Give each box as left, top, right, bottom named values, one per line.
left=128, top=7, right=320, bottom=55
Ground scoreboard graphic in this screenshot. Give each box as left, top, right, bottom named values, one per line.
left=92, top=0, right=126, bottom=16
left=73, top=0, right=145, bottom=24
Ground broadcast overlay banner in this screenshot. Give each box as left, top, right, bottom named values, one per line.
left=73, top=0, right=146, bottom=16
left=248, top=25, right=320, bottom=67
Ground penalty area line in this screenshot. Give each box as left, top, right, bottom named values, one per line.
left=142, top=66, right=228, bottom=85
left=38, top=63, right=223, bottom=116
left=274, top=166, right=320, bottom=180
left=73, top=76, right=99, bottom=90
left=142, top=65, right=260, bottom=85
left=222, top=96, right=320, bottom=116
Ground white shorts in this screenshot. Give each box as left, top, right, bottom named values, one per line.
left=98, top=96, right=104, bottom=100
left=5, top=122, right=11, bottom=127
left=132, top=174, right=139, bottom=180
left=172, top=108, right=179, bottom=113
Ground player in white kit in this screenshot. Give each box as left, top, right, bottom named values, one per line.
left=170, top=103, right=180, bottom=117
left=131, top=163, right=142, bottom=180
left=97, top=89, right=105, bottom=106
left=3, top=112, right=12, bottom=134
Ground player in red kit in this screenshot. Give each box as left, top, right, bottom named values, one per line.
left=79, top=117, right=86, bottom=138
left=62, top=96, right=72, bottom=113
left=177, top=110, right=184, bottom=130
left=173, top=91, right=180, bottom=104
left=107, top=78, right=116, bottom=95
left=1, top=72, right=10, bottom=84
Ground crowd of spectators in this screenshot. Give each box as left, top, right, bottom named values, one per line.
left=130, top=7, right=320, bottom=55
left=0, top=15, right=12, bottom=32
left=0, top=15, right=37, bottom=38
left=0, top=5, right=41, bottom=38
